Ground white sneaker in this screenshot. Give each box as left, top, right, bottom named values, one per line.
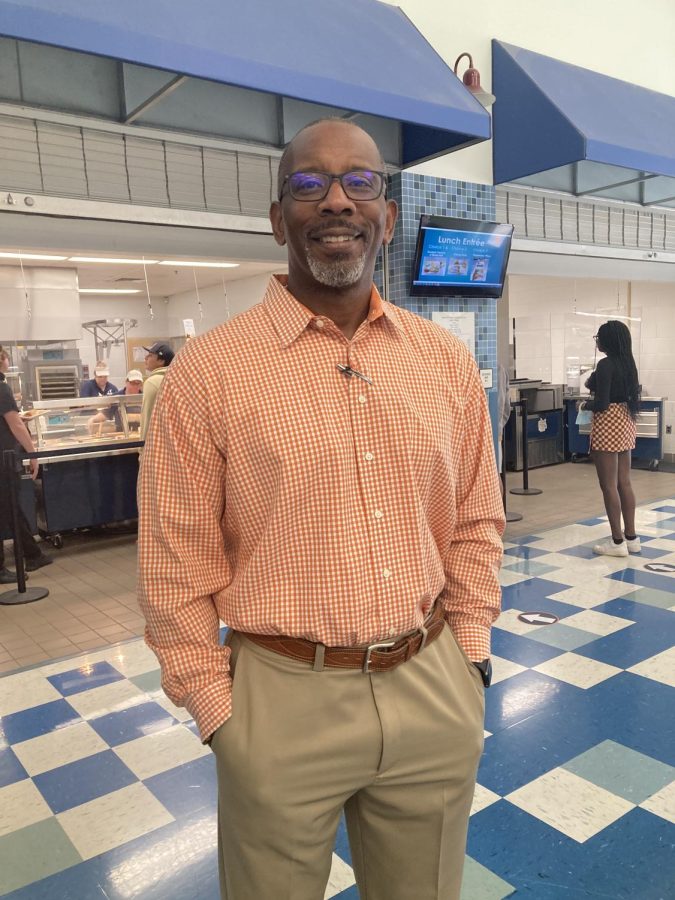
left=624, top=535, right=641, bottom=553
left=593, top=540, right=629, bottom=557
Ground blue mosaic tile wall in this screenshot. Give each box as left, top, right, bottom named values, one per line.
left=383, top=172, right=500, bottom=446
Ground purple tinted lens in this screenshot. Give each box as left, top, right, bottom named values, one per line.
left=289, top=173, right=327, bottom=196
left=342, top=171, right=380, bottom=195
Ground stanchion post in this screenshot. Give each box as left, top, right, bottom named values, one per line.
left=501, top=418, right=523, bottom=523
left=0, top=448, right=49, bottom=606
left=510, top=397, right=543, bottom=497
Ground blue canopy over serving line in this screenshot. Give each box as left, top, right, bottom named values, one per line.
left=492, top=39, right=675, bottom=209
left=0, top=0, right=491, bottom=167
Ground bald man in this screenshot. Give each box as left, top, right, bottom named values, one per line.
left=138, top=119, right=504, bottom=900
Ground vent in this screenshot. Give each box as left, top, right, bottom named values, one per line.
left=0, top=113, right=277, bottom=218
left=498, top=185, right=675, bottom=253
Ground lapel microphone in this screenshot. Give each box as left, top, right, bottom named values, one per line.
left=336, top=363, right=373, bottom=386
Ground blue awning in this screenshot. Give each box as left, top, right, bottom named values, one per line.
left=0, top=0, right=490, bottom=167
left=492, top=40, right=675, bottom=208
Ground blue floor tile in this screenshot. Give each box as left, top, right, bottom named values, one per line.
left=607, top=567, right=675, bottom=591
left=503, top=545, right=549, bottom=560
left=582, top=674, right=675, bottom=766
left=144, top=755, right=217, bottom=820
left=0, top=746, right=27, bottom=788
left=575, top=620, right=674, bottom=668
left=0, top=699, right=80, bottom=746
left=47, top=661, right=125, bottom=696
left=634, top=544, right=673, bottom=559
left=33, top=750, right=138, bottom=814
left=491, top=630, right=563, bottom=667
left=89, top=701, right=177, bottom=746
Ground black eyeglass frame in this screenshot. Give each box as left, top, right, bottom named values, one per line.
left=278, top=170, right=387, bottom=202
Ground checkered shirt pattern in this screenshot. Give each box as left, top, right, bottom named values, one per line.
left=137, top=275, right=505, bottom=741
left=590, top=403, right=637, bottom=452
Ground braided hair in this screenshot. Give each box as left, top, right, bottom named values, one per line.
left=596, top=320, right=641, bottom=419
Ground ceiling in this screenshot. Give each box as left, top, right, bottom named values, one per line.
left=0, top=212, right=287, bottom=297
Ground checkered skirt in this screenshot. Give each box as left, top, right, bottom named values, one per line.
left=590, top=402, right=636, bottom=452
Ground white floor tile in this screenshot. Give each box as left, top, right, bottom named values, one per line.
left=324, top=852, right=357, bottom=899
left=628, top=647, right=675, bottom=688
left=491, top=655, right=528, bottom=685
left=527, top=524, right=610, bottom=552
left=103, top=641, right=160, bottom=677
left=494, top=608, right=545, bottom=637
left=113, top=723, right=210, bottom=780
left=562, top=610, right=634, bottom=636
left=0, top=671, right=61, bottom=717
left=639, top=779, right=675, bottom=824
left=470, top=783, right=500, bottom=816
left=12, top=721, right=108, bottom=777
left=65, top=678, right=147, bottom=719
left=57, top=782, right=174, bottom=860
left=499, top=569, right=532, bottom=587
left=153, top=695, right=194, bottom=723
left=533, top=653, right=622, bottom=689
left=635, top=509, right=673, bottom=524
left=506, top=767, right=633, bottom=843
left=0, top=779, right=52, bottom=837
left=546, top=579, right=639, bottom=609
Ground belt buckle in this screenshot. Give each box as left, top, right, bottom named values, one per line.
left=418, top=622, right=429, bottom=652
left=363, top=640, right=397, bottom=673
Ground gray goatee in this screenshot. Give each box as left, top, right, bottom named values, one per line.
left=305, top=245, right=367, bottom=288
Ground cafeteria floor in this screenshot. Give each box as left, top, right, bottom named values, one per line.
left=1, top=463, right=674, bottom=898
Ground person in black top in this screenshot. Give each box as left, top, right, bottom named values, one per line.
left=0, top=350, right=52, bottom=582
left=579, top=320, right=641, bottom=557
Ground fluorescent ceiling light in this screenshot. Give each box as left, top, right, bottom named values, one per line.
left=574, top=311, right=641, bottom=322
left=0, top=251, right=68, bottom=261
left=69, top=257, right=158, bottom=265
left=78, top=288, right=142, bottom=294
left=158, top=260, right=239, bottom=268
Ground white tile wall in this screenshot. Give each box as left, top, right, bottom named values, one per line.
left=509, top=276, right=675, bottom=449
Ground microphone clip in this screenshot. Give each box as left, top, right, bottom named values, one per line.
left=336, top=363, right=373, bottom=386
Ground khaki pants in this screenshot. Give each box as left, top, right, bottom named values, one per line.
left=211, top=623, right=485, bottom=900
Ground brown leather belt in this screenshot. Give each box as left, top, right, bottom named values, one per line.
left=237, top=600, right=446, bottom=673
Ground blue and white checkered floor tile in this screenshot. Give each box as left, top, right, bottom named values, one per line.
left=1, top=501, right=675, bottom=898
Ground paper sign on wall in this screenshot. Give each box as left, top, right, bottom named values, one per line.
left=183, top=318, right=196, bottom=337
left=432, top=311, right=476, bottom=358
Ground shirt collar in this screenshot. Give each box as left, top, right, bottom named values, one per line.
left=263, top=274, right=402, bottom=348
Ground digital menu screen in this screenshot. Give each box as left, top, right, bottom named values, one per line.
left=410, top=216, right=514, bottom=298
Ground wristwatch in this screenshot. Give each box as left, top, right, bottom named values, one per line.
left=473, top=659, right=492, bottom=688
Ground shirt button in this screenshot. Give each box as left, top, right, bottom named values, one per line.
left=382, top=568, right=392, bottom=579
left=374, top=510, right=384, bottom=519
left=358, top=395, right=367, bottom=404
left=315, top=318, right=325, bottom=329
left=364, top=452, right=374, bottom=461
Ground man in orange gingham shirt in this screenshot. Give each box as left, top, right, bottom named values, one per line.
left=138, top=119, right=504, bottom=900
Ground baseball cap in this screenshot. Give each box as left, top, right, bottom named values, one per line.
left=143, top=342, right=175, bottom=364
left=94, top=366, right=110, bottom=377
left=126, top=369, right=144, bottom=383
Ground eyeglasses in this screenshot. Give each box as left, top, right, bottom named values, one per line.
left=279, top=170, right=386, bottom=202
left=593, top=333, right=599, bottom=340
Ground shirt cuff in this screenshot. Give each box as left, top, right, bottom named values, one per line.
left=445, top=619, right=491, bottom=662
left=184, top=676, right=233, bottom=744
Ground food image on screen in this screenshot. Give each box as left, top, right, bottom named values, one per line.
left=448, top=257, right=468, bottom=276
left=422, top=256, right=447, bottom=276
left=470, top=256, right=489, bottom=282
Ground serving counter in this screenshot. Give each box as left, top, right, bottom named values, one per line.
left=25, top=395, right=143, bottom=546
